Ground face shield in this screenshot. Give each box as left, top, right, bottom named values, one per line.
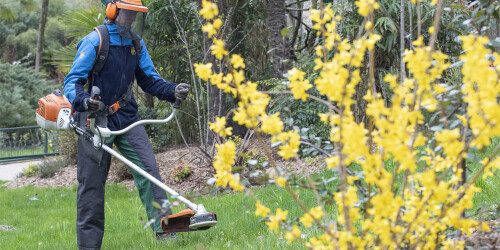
left=115, top=2, right=148, bottom=40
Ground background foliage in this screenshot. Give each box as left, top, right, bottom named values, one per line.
left=0, top=63, right=56, bottom=127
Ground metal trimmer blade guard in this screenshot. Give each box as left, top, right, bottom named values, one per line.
left=161, top=209, right=217, bottom=233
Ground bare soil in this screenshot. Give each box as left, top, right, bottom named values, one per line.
left=456, top=219, right=500, bottom=249
left=2, top=144, right=324, bottom=194
left=2, top=146, right=215, bottom=192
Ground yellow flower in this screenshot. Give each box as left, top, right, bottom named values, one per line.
left=288, top=68, right=312, bottom=101
left=202, top=19, right=223, bottom=37
left=213, top=18, right=223, bottom=29
left=310, top=206, right=324, bottom=220
left=266, top=208, right=288, bottom=232
left=266, top=218, right=280, bottom=232
left=272, top=131, right=301, bottom=159
left=275, top=176, right=286, bottom=187
left=209, top=116, right=232, bottom=137
left=285, top=225, right=301, bottom=244
left=212, top=141, right=240, bottom=190
left=355, top=0, right=380, bottom=17
left=229, top=175, right=244, bottom=191
left=365, top=21, right=373, bottom=30
left=210, top=39, right=228, bottom=59
left=300, top=213, right=313, bottom=227
left=199, top=0, right=218, bottom=20
left=260, top=113, right=284, bottom=135
left=202, top=22, right=218, bottom=37
left=276, top=208, right=288, bottom=221
left=231, top=54, right=245, bottom=69
left=255, top=201, right=271, bottom=218
left=194, top=63, right=213, bottom=81
left=429, top=26, right=435, bottom=34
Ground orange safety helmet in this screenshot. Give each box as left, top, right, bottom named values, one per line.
left=106, top=0, right=148, bottom=20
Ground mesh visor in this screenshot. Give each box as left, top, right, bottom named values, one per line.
left=116, top=9, right=146, bottom=40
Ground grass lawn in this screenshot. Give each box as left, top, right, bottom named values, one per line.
left=0, top=178, right=334, bottom=249
left=0, top=147, right=47, bottom=158
left=0, top=139, right=498, bottom=249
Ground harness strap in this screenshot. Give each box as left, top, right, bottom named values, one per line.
left=92, top=25, right=110, bottom=73
left=132, top=38, right=142, bottom=66
left=106, top=83, right=133, bottom=115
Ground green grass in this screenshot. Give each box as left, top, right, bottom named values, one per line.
left=0, top=147, right=47, bottom=158
left=0, top=140, right=498, bottom=249
left=468, top=137, right=500, bottom=213
left=0, top=180, right=334, bottom=249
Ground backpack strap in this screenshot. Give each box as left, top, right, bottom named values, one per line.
left=132, top=35, right=142, bottom=67
left=92, top=25, right=110, bottom=73
left=87, top=26, right=141, bottom=116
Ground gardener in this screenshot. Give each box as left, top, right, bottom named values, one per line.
left=63, top=0, right=189, bottom=248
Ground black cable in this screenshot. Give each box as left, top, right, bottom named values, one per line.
left=92, top=126, right=103, bottom=150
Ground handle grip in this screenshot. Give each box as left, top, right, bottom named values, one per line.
left=91, top=86, right=101, bottom=100
left=174, top=99, right=181, bottom=109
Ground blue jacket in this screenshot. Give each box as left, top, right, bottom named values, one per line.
left=63, top=24, right=177, bottom=131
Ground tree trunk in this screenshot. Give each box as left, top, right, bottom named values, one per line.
left=197, top=0, right=228, bottom=149
left=35, top=0, right=49, bottom=72
left=265, top=0, right=293, bottom=78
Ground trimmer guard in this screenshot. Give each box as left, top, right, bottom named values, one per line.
left=161, top=209, right=217, bottom=233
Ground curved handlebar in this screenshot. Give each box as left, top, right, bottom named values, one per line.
left=88, top=85, right=182, bottom=137
left=109, top=108, right=177, bottom=136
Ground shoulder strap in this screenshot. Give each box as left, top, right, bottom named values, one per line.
left=92, top=25, right=110, bottom=73
left=132, top=37, right=142, bottom=66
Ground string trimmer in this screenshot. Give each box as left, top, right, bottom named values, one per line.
left=35, top=88, right=217, bottom=233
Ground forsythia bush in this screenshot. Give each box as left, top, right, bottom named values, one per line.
left=196, top=0, right=500, bottom=248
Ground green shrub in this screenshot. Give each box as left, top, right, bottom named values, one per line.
left=38, top=158, right=68, bottom=178
left=0, top=63, right=56, bottom=127
left=171, top=161, right=192, bottom=183
left=54, top=130, right=78, bottom=164
left=22, top=164, right=39, bottom=177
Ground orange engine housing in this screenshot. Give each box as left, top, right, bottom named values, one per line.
left=36, top=92, right=72, bottom=130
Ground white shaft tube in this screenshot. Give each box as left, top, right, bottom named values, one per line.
left=110, top=109, right=176, bottom=136
left=101, top=144, right=199, bottom=212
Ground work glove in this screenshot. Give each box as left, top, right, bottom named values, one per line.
left=175, top=83, right=190, bottom=101
left=83, top=98, right=104, bottom=113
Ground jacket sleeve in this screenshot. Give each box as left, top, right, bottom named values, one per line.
left=63, top=35, right=97, bottom=112
left=135, top=40, right=177, bottom=103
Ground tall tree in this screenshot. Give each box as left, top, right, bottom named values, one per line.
left=35, top=0, right=49, bottom=72
left=265, top=0, right=293, bottom=78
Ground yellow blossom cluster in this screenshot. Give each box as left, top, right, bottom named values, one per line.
left=199, top=1, right=301, bottom=192
left=299, top=206, right=324, bottom=228
left=284, top=225, right=301, bottom=244
left=287, top=68, right=312, bottom=101
left=255, top=200, right=270, bottom=218
left=212, top=141, right=243, bottom=191
left=460, top=35, right=500, bottom=149
left=266, top=208, right=288, bottom=232
left=197, top=1, right=499, bottom=248
left=354, top=0, right=380, bottom=17
left=209, top=116, right=232, bottom=137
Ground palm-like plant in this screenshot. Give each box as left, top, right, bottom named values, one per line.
left=51, top=6, right=104, bottom=74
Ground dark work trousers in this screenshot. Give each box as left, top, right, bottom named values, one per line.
left=76, top=125, right=170, bottom=249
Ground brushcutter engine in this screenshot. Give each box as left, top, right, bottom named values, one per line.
left=36, top=89, right=73, bottom=130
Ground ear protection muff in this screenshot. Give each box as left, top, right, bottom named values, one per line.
left=106, top=0, right=118, bottom=19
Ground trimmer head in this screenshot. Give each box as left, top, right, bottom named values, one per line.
left=161, top=208, right=217, bottom=233
left=189, top=212, right=218, bottom=230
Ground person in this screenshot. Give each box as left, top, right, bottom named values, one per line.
left=63, top=0, right=189, bottom=248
